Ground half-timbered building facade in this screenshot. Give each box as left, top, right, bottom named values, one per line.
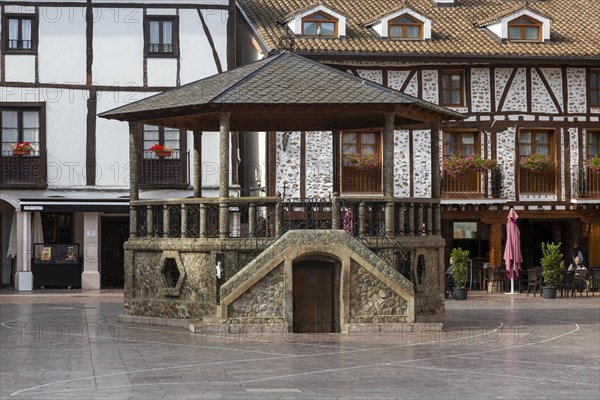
left=238, top=0, right=600, bottom=273
left=1, top=0, right=243, bottom=290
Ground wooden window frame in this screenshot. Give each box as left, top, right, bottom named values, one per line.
left=340, top=131, right=382, bottom=194
left=144, top=15, right=179, bottom=58
left=388, top=14, right=423, bottom=40
left=507, top=15, right=542, bottom=42
left=1, top=13, right=38, bottom=55
left=301, top=11, right=338, bottom=38
left=589, top=69, right=600, bottom=108
left=443, top=131, right=480, bottom=158
left=441, top=70, right=465, bottom=107
left=518, top=129, right=555, bottom=160
left=142, top=125, right=185, bottom=158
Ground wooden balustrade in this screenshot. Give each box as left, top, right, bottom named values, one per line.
left=519, top=166, right=556, bottom=194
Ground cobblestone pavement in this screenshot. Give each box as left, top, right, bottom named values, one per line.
left=1, top=290, right=599, bottom=400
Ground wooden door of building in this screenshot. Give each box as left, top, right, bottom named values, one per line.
left=101, top=218, right=129, bottom=287
left=293, top=262, right=334, bottom=333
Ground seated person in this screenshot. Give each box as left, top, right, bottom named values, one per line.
left=568, top=256, right=587, bottom=271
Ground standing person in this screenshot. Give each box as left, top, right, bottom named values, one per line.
left=445, top=257, right=455, bottom=298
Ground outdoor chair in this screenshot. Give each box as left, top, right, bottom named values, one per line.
left=486, top=267, right=504, bottom=292
left=526, top=268, right=542, bottom=297
left=469, top=260, right=482, bottom=290
left=574, top=270, right=588, bottom=297
left=591, top=268, right=600, bottom=296
left=560, top=271, right=576, bottom=298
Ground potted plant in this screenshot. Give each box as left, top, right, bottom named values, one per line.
left=10, top=142, right=35, bottom=156
left=346, top=153, right=379, bottom=172
left=540, top=242, right=564, bottom=299
left=443, top=153, right=497, bottom=178
left=149, top=143, right=173, bottom=157
left=490, top=165, right=502, bottom=198
left=451, top=247, right=470, bottom=300
left=520, top=153, right=552, bottom=173
left=588, top=156, right=600, bottom=175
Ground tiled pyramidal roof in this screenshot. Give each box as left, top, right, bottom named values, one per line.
left=239, top=0, right=600, bottom=59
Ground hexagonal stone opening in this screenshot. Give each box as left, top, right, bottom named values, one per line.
left=163, top=258, right=180, bottom=288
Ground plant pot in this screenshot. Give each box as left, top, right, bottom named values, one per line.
left=154, top=150, right=172, bottom=157
left=453, top=287, right=468, bottom=300
left=12, top=149, right=31, bottom=156
left=542, top=286, right=557, bottom=299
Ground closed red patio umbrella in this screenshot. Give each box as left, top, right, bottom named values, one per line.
left=503, top=208, right=523, bottom=294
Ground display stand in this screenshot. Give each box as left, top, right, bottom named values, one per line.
left=32, top=244, right=81, bottom=288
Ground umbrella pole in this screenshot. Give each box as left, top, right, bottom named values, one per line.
left=506, top=265, right=517, bottom=295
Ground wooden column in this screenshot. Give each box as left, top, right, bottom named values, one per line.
left=193, top=131, right=202, bottom=198
left=128, top=121, right=141, bottom=201
left=219, top=112, right=230, bottom=238
left=489, top=223, right=503, bottom=268
left=430, top=122, right=442, bottom=237
left=383, top=112, right=395, bottom=197
left=332, top=130, right=341, bottom=195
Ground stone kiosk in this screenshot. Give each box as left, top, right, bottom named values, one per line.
left=100, top=52, right=464, bottom=333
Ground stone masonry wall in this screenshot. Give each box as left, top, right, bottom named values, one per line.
left=227, top=263, right=285, bottom=323
left=305, top=131, right=333, bottom=198
left=471, top=68, right=491, bottom=113
left=126, top=250, right=217, bottom=319
left=394, top=130, right=411, bottom=197
left=496, top=127, right=516, bottom=200
left=413, top=130, right=432, bottom=198
left=276, top=131, right=301, bottom=199
left=349, top=261, right=408, bottom=324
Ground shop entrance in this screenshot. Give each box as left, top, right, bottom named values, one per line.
left=101, top=218, right=129, bottom=287
left=293, top=261, right=335, bottom=333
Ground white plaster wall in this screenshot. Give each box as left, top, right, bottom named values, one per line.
left=393, top=130, right=411, bottom=198
left=495, top=68, right=512, bottom=110
left=92, top=8, right=143, bottom=87
left=496, top=128, right=516, bottom=200
left=531, top=68, right=558, bottom=114
left=357, top=70, right=383, bottom=84
left=502, top=68, right=527, bottom=112
left=45, top=91, right=88, bottom=187
left=540, top=68, right=563, bottom=108
left=276, top=132, right=301, bottom=199
left=200, top=8, right=229, bottom=70
left=567, top=68, right=586, bottom=113
left=412, top=130, right=431, bottom=198
left=200, top=131, right=220, bottom=189
left=305, top=131, right=333, bottom=198
left=421, top=70, right=438, bottom=104
left=147, top=58, right=177, bottom=87
left=38, top=7, right=87, bottom=84
left=471, top=68, right=491, bottom=113
left=388, top=70, right=411, bottom=91
left=4, top=56, right=35, bottom=83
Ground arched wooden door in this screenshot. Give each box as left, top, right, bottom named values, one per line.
left=293, top=261, right=334, bottom=333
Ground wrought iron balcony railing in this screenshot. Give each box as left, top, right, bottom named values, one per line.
left=0, top=150, right=46, bottom=187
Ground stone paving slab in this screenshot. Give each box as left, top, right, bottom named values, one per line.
left=1, top=290, right=599, bottom=399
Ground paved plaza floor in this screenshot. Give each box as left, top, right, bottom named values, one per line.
left=1, top=289, right=599, bottom=400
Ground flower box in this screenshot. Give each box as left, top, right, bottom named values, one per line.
left=12, top=149, right=31, bottom=156
left=154, top=150, right=172, bottom=157
left=10, top=142, right=35, bottom=155
left=149, top=143, right=174, bottom=158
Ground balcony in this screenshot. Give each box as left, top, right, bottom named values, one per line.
left=442, top=170, right=482, bottom=198
left=519, top=166, right=556, bottom=194
left=0, top=150, right=46, bottom=188
left=577, top=167, right=600, bottom=198
left=141, top=151, right=188, bottom=187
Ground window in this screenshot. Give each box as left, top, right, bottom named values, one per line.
left=507, top=16, right=541, bottom=41
left=41, top=213, right=73, bottom=244
left=1, top=108, right=41, bottom=155
left=519, top=130, right=552, bottom=158
left=141, top=125, right=187, bottom=186
left=441, top=70, right=464, bottom=107
left=388, top=14, right=423, bottom=39
left=590, top=70, right=600, bottom=107
left=145, top=16, right=178, bottom=56
left=588, top=131, right=599, bottom=159
left=2, top=14, right=37, bottom=53
left=301, top=11, right=338, bottom=37
left=443, top=132, right=477, bottom=157
left=341, top=132, right=381, bottom=193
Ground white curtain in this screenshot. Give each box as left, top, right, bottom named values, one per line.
left=149, top=21, right=159, bottom=44
left=7, top=212, right=17, bottom=259
left=32, top=212, right=44, bottom=244
left=8, top=19, right=19, bottom=48
left=163, top=21, right=172, bottom=45
left=22, top=19, right=32, bottom=48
